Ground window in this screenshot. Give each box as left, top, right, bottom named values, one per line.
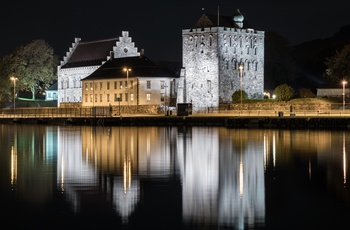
left=90, top=83, right=93, bottom=90
left=161, top=93, right=165, bottom=102
left=99, top=94, right=102, bottom=102
left=130, top=93, right=134, bottom=102
left=85, top=94, right=88, bottom=102
left=90, top=94, right=93, bottom=102
left=99, top=82, right=102, bottom=90
left=107, top=94, right=110, bottom=102
left=95, top=94, right=97, bottom=103
left=161, top=81, right=165, bottom=89
left=107, top=82, right=110, bottom=90
left=125, top=93, right=128, bottom=102
left=120, top=81, right=123, bottom=89
left=146, top=81, right=151, bottom=89
left=130, top=80, right=133, bottom=89
left=114, top=81, right=117, bottom=89
left=114, top=94, right=118, bottom=102
left=85, top=83, right=88, bottom=90
left=94, top=82, right=97, bottom=90
left=125, top=81, right=128, bottom=89
left=207, top=80, right=211, bottom=93
left=119, top=93, right=123, bottom=101
left=146, top=93, right=151, bottom=102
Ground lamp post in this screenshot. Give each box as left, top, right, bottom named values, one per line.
left=10, top=77, right=18, bottom=111
left=164, top=83, right=168, bottom=116
left=342, top=80, right=347, bottom=111
left=238, top=62, right=244, bottom=107
left=123, top=67, right=131, bottom=114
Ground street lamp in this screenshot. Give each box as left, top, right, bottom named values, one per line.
left=238, top=62, right=244, bottom=107
left=10, top=77, right=18, bottom=111
left=123, top=67, right=131, bottom=114
left=342, top=80, right=347, bottom=111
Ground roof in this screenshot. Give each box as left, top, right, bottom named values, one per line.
left=61, top=38, right=118, bottom=69
left=46, top=82, right=57, bottom=91
left=193, top=13, right=253, bottom=29
left=83, top=55, right=175, bottom=81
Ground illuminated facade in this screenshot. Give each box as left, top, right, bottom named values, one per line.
left=57, top=31, right=140, bottom=107
left=81, top=55, right=175, bottom=109
left=178, top=9, right=265, bottom=112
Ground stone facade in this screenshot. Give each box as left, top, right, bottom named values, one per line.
left=178, top=10, right=265, bottom=113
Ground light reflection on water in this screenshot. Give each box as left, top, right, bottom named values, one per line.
left=1, top=125, right=350, bottom=229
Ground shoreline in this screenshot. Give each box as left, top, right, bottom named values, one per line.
left=1, top=115, right=350, bottom=129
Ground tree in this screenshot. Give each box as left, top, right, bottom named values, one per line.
left=7, top=40, right=59, bottom=99
left=0, top=55, right=17, bottom=106
left=324, top=43, right=350, bottom=83
left=298, top=88, right=316, bottom=98
left=232, top=90, right=248, bottom=103
left=274, top=84, right=295, bottom=101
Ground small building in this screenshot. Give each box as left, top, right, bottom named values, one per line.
left=81, top=55, right=177, bottom=114
left=45, top=82, right=58, bottom=101
left=317, top=84, right=349, bottom=98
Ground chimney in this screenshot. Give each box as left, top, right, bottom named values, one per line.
left=141, top=49, right=145, bottom=57
left=110, top=51, right=114, bottom=60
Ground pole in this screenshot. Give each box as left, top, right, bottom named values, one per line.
left=164, top=83, right=168, bottom=116
left=238, top=63, right=244, bottom=108
left=123, top=68, right=131, bottom=114
left=10, top=77, right=17, bottom=112
left=343, top=80, right=347, bottom=111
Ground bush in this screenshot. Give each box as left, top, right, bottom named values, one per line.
left=274, top=84, right=295, bottom=101
left=232, top=90, right=248, bottom=103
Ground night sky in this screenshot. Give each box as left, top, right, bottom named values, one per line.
left=1, top=0, right=349, bottom=63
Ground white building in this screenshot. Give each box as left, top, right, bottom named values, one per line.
left=177, top=9, right=265, bottom=113
left=57, top=31, right=140, bottom=107
left=81, top=55, right=176, bottom=114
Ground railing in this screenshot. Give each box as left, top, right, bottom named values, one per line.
left=0, top=107, right=113, bottom=118
left=1, top=104, right=350, bottom=118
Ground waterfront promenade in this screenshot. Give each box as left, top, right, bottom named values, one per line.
left=1, top=108, right=350, bottom=129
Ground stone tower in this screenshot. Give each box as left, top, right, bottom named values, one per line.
left=177, top=9, right=265, bottom=113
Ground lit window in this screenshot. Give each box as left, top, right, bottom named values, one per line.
left=130, top=93, right=134, bottom=102
left=146, top=93, right=151, bottom=102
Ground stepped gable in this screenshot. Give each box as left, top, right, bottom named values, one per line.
left=83, top=55, right=174, bottom=80
left=61, top=37, right=118, bottom=69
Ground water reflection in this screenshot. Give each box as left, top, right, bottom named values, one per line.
left=3, top=125, right=350, bottom=229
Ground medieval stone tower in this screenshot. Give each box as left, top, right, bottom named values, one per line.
left=177, top=9, right=265, bottom=113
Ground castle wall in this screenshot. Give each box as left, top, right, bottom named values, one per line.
left=182, top=27, right=264, bottom=113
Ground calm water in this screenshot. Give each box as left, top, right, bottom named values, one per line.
left=1, top=124, right=350, bottom=229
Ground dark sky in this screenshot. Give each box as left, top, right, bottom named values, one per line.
left=1, top=0, right=349, bottom=63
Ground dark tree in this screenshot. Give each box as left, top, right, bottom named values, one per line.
left=6, top=40, right=59, bottom=99
left=324, top=43, right=350, bottom=83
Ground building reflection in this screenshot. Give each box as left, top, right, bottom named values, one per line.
left=5, top=124, right=350, bottom=228
left=57, top=126, right=267, bottom=228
